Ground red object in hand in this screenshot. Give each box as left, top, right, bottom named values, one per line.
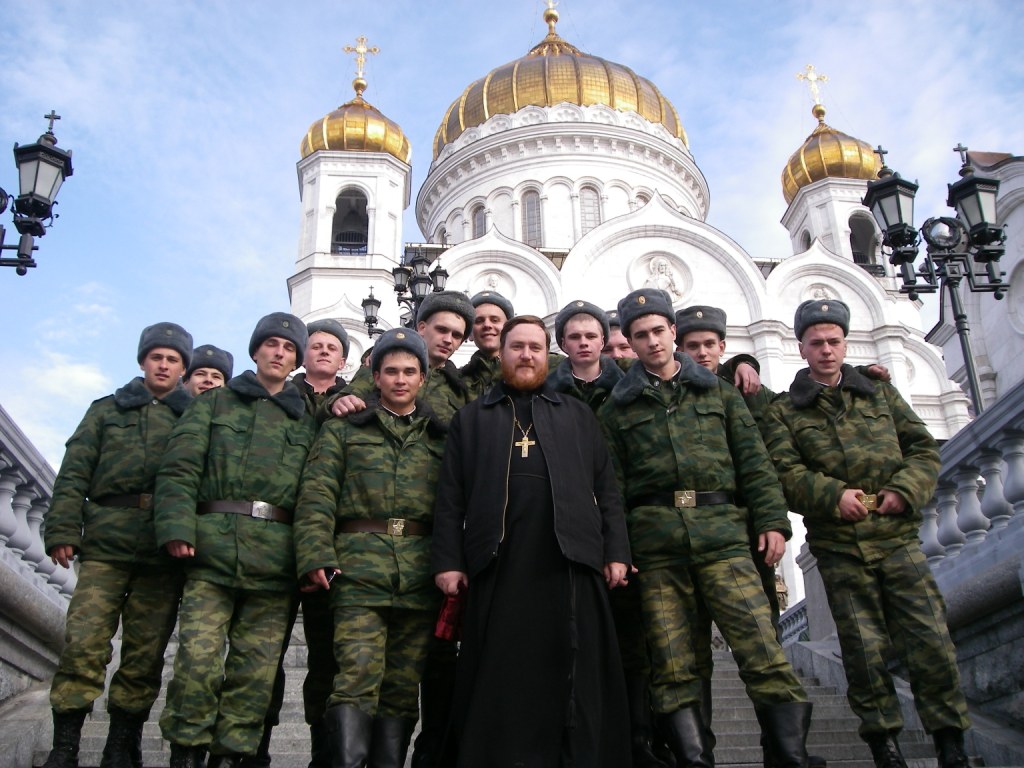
left=435, top=592, right=466, bottom=641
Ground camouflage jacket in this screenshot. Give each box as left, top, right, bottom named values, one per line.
left=291, top=372, right=346, bottom=417
left=459, top=350, right=502, bottom=401
left=294, top=393, right=447, bottom=610
left=597, top=352, right=791, bottom=570
left=44, top=377, right=191, bottom=565
left=154, top=371, right=315, bottom=592
left=714, top=364, right=778, bottom=433
left=763, top=364, right=940, bottom=562
left=327, top=360, right=470, bottom=425
left=548, top=354, right=625, bottom=412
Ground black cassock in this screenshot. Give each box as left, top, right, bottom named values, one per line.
left=452, top=393, right=631, bottom=768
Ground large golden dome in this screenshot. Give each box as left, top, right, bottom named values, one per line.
left=301, top=77, right=411, bottom=164
left=781, top=104, right=879, bottom=204
left=432, top=6, right=687, bottom=159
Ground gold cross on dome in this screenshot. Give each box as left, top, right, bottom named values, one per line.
left=343, top=35, right=380, bottom=79
left=796, top=64, right=829, bottom=103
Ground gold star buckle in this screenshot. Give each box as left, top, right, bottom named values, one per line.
left=674, top=490, right=696, bottom=508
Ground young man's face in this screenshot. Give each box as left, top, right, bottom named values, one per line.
left=562, top=315, right=604, bottom=367
left=799, top=323, right=847, bottom=383
left=185, top=367, right=225, bottom=396
left=602, top=327, right=636, bottom=359
left=304, top=331, right=346, bottom=379
left=628, top=315, right=676, bottom=373
left=373, top=350, right=425, bottom=413
left=501, top=323, right=549, bottom=391
left=140, top=347, right=186, bottom=397
left=472, top=303, right=507, bottom=355
left=253, top=336, right=297, bottom=385
left=679, top=330, right=726, bottom=373
left=417, top=311, right=467, bottom=368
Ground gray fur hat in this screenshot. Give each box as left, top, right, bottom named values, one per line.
left=186, top=344, right=234, bottom=380
left=249, top=312, right=308, bottom=362
left=607, top=309, right=622, bottom=329
left=617, top=289, right=676, bottom=336
left=794, top=299, right=850, bottom=340
left=555, top=300, right=611, bottom=348
left=138, top=322, right=193, bottom=368
left=307, top=318, right=350, bottom=359
left=471, top=291, right=515, bottom=322
left=675, top=306, right=727, bottom=345
left=371, top=328, right=428, bottom=374
left=416, top=290, right=475, bottom=333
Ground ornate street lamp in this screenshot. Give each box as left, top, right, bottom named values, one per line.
left=863, top=144, right=1008, bottom=415
left=361, top=287, right=384, bottom=338
left=0, top=111, right=74, bottom=275
left=363, top=245, right=450, bottom=334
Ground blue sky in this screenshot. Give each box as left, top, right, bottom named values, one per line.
left=1, top=0, right=1021, bottom=469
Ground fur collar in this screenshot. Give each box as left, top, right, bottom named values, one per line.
left=610, top=352, right=718, bottom=405
left=228, top=371, right=307, bottom=420
left=788, top=364, right=876, bottom=408
left=549, top=355, right=624, bottom=394
left=114, top=377, right=191, bottom=415
left=347, top=391, right=448, bottom=438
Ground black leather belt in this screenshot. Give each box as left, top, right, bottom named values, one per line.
left=630, top=491, right=735, bottom=509
left=92, top=493, right=153, bottom=510
left=197, top=500, right=292, bottom=525
left=338, top=518, right=432, bottom=536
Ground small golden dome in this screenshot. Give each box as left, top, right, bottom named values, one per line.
left=432, top=8, right=686, bottom=159
left=781, top=104, right=880, bottom=204
left=300, top=78, right=411, bottom=163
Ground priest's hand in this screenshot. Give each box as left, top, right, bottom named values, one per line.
left=436, top=570, right=469, bottom=596
left=604, top=562, right=629, bottom=589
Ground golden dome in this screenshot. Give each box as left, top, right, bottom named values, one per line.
left=300, top=77, right=411, bottom=163
left=432, top=6, right=687, bottom=159
left=782, top=104, right=880, bottom=204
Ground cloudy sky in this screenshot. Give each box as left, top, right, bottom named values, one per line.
left=1, top=0, right=1021, bottom=469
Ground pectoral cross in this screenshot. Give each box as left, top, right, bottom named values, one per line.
left=515, top=433, right=536, bottom=458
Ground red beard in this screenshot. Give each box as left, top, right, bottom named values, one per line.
left=501, top=359, right=548, bottom=391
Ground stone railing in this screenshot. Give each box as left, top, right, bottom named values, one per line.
left=778, top=599, right=809, bottom=646
left=0, top=403, right=72, bottom=700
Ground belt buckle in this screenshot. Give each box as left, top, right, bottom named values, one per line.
left=251, top=501, right=274, bottom=520
left=859, top=494, right=878, bottom=511
left=139, top=493, right=153, bottom=510
left=388, top=518, right=406, bottom=536
left=675, top=490, right=696, bottom=508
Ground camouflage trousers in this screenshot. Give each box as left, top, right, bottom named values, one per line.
left=641, top=556, right=806, bottom=714
left=50, top=559, right=182, bottom=714
left=815, top=542, right=970, bottom=738
left=159, top=578, right=291, bottom=755
left=328, top=602, right=435, bottom=719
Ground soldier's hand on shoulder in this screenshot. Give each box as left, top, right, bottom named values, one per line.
left=166, top=540, right=195, bottom=558
left=876, top=489, right=908, bottom=515
left=865, top=364, right=891, bottom=383
left=331, top=394, right=367, bottom=417
left=838, top=488, right=870, bottom=522
left=733, top=362, right=762, bottom=395
left=48, top=544, right=76, bottom=569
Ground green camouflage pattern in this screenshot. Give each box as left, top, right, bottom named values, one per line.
left=459, top=350, right=503, bottom=400
left=817, top=544, right=969, bottom=737
left=159, top=579, right=292, bottom=753
left=331, top=362, right=470, bottom=424
left=49, top=559, right=182, bottom=713
left=642, top=557, right=805, bottom=714
left=326, top=604, right=435, bottom=718
left=295, top=402, right=446, bottom=612
left=45, top=377, right=191, bottom=564
left=154, top=375, right=314, bottom=592
left=762, top=365, right=940, bottom=561
left=291, top=372, right=346, bottom=417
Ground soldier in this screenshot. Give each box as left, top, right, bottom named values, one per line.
left=598, top=289, right=813, bottom=768
left=42, top=322, right=193, bottom=768
left=294, top=318, right=350, bottom=408
left=295, top=328, right=447, bottom=767
left=155, top=313, right=315, bottom=768
left=459, top=290, right=514, bottom=399
left=183, top=344, right=234, bottom=397
left=549, top=300, right=624, bottom=411
left=602, top=309, right=638, bottom=360
left=763, top=299, right=971, bottom=768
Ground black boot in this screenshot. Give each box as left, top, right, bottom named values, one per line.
left=411, top=640, right=458, bottom=768
left=307, top=722, right=330, bottom=768
left=100, top=706, right=147, bottom=768
left=368, top=716, right=416, bottom=768
left=656, top=706, right=713, bottom=768
left=238, top=723, right=273, bottom=768
left=169, top=744, right=207, bottom=768
left=324, top=704, right=373, bottom=768
left=755, top=702, right=812, bottom=768
left=207, top=755, right=243, bottom=768
left=626, top=674, right=670, bottom=768
left=866, top=734, right=907, bottom=768
left=933, top=728, right=969, bottom=768
left=42, top=708, right=90, bottom=768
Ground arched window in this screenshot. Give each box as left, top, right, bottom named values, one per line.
left=580, top=186, right=601, bottom=235
left=849, top=214, right=878, bottom=265
left=331, top=189, right=368, bottom=254
left=636, top=193, right=651, bottom=207
left=521, top=190, right=542, bottom=247
left=800, top=230, right=812, bottom=251
left=472, top=205, right=486, bottom=239
left=435, top=225, right=448, bottom=245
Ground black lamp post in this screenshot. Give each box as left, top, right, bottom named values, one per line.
left=362, top=246, right=449, bottom=334
left=863, top=144, right=1008, bottom=415
left=0, top=112, right=74, bottom=275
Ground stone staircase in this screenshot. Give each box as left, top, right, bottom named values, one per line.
left=19, top=634, right=972, bottom=767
